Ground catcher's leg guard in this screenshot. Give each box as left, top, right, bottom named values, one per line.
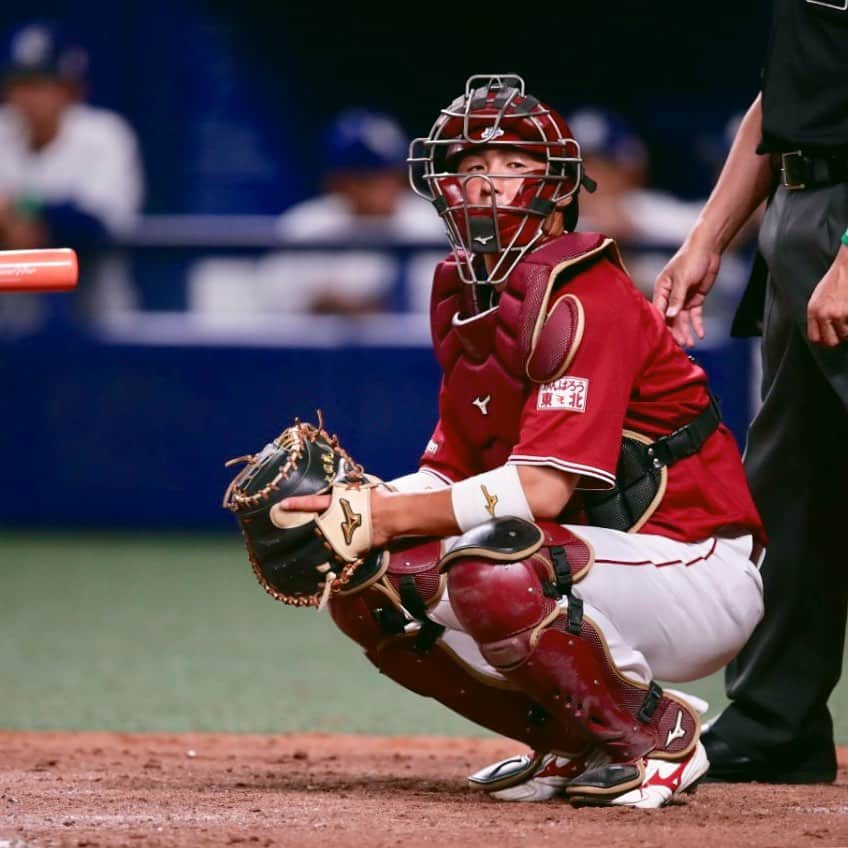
left=328, top=537, right=590, bottom=757
left=442, top=517, right=700, bottom=800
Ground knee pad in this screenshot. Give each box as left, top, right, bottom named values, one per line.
left=442, top=516, right=592, bottom=665
left=329, top=537, right=445, bottom=651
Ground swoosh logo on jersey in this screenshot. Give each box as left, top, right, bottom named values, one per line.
left=339, top=498, right=362, bottom=546
left=665, top=709, right=686, bottom=748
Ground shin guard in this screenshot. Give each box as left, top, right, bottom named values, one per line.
left=443, top=517, right=699, bottom=765
left=328, top=536, right=589, bottom=756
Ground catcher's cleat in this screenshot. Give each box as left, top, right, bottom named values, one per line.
left=566, top=741, right=710, bottom=809
left=467, top=749, right=597, bottom=802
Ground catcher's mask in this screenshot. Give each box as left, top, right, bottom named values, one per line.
left=409, top=73, right=586, bottom=286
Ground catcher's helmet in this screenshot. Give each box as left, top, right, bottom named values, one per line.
left=409, top=73, right=583, bottom=286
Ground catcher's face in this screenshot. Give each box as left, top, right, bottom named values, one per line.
left=455, top=146, right=546, bottom=208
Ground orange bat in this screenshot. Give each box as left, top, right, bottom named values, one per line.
left=0, top=248, right=78, bottom=293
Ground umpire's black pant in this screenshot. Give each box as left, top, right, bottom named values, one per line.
left=716, top=181, right=848, bottom=756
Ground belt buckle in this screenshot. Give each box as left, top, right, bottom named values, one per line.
left=781, top=150, right=807, bottom=190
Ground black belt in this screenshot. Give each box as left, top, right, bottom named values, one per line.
left=779, top=150, right=848, bottom=191
left=579, top=393, right=722, bottom=533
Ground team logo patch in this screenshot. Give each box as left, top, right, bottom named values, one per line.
left=537, top=377, right=589, bottom=413
left=425, top=439, right=440, bottom=455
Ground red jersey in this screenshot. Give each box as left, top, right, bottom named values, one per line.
left=420, top=239, right=766, bottom=546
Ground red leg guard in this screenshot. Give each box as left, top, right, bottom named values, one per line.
left=447, top=547, right=699, bottom=763
left=328, top=541, right=590, bottom=756
left=368, top=634, right=589, bottom=754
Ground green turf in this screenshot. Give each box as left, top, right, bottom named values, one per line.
left=0, top=532, right=844, bottom=740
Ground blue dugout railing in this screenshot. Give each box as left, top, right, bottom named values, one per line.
left=0, top=220, right=757, bottom=529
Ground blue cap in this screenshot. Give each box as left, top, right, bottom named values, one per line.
left=566, top=107, right=647, bottom=168
left=320, top=109, right=409, bottom=174
left=1, top=20, right=89, bottom=83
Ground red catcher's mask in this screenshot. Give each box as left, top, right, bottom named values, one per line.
left=409, top=74, right=583, bottom=286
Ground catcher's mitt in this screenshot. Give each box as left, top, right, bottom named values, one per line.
left=222, top=416, right=385, bottom=609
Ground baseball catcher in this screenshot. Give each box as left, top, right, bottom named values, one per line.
left=223, top=74, right=766, bottom=809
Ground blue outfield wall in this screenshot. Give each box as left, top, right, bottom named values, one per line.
left=0, top=329, right=755, bottom=530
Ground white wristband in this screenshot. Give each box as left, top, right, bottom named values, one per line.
left=387, top=469, right=450, bottom=492
left=450, top=465, right=534, bottom=533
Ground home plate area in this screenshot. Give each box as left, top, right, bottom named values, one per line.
left=1, top=732, right=846, bottom=848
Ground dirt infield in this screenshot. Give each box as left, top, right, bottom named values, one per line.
left=1, top=731, right=847, bottom=848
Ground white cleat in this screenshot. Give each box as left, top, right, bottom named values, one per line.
left=609, top=741, right=710, bottom=809
left=568, top=741, right=710, bottom=809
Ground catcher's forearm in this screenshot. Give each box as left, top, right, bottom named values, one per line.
left=383, top=488, right=461, bottom=538
left=382, top=464, right=577, bottom=539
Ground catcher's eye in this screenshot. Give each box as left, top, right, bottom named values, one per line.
left=458, top=158, right=486, bottom=174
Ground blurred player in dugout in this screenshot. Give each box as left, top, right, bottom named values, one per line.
left=0, top=20, right=144, bottom=322
left=190, top=108, right=445, bottom=318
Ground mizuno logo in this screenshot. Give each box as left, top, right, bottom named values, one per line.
left=474, top=235, right=494, bottom=245
left=665, top=709, right=686, bottom=748
left=481, top=485, right=498, bottom=518
left=479, top=126, right=505, bottom=141
left=472, top=395, right=491, bottom=415
left=339, top=498, right=362, bottom=546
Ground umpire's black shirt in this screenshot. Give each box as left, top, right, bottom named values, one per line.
left=760, top=0, right=848, bottom=153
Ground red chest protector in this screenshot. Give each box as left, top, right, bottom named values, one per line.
left=430, top=233, right=621, bottom=473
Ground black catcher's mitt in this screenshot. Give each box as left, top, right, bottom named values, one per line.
left=222, top=417, right=385, bottom=609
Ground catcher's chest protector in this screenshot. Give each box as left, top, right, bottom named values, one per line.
left=430, top=233, right=620, bottom=470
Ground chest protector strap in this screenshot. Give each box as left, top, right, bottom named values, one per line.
left=581, top=393, right=722, bottom=532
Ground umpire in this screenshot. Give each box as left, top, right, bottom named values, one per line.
left=653, top=0, right=848, bottom=783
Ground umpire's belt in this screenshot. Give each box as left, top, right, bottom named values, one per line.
left=779, top=150, right=848, bottom=191
left=646, top=393, right=722, bottom=469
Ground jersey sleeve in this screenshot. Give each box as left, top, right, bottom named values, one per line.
left=509, top=260, right=643, bottom=490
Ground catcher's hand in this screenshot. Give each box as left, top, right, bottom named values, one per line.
left=222, top=417, right=384, bottom=608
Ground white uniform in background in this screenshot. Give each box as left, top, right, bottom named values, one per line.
left=0, top=102, right=145, bottom=318
left=190, top=107, right=448, bottom=319
left=0, top=102, right=144, bottom=235
left=189, top=191, right=446, bottom=317
left=270, top=190, right=445, bottom=313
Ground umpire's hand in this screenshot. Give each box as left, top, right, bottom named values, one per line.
left=653, top=239, right=722, bottom=348
left=807, top=246, right=848, bottom=348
